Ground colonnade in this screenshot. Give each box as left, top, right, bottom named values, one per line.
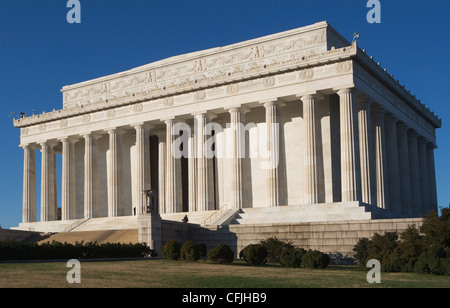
left=20, top=88, right=438, bottom=223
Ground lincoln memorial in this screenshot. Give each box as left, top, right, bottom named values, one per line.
left=13, top=21, right=441, bottom=234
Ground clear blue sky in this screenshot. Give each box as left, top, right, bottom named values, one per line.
left=0, top=0, right=448, bottom=228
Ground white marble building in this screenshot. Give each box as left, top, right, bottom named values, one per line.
left=13, top=22, right=441, bottom=232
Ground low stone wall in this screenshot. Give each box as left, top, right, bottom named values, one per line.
left=0, top=229, right=38, bottom=242
left=158, top=218, right=423, bottom=258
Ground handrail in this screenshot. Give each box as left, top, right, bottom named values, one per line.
left=203, top=203, right=231, bottom=226
left=63, top=216, right=90, bottom=232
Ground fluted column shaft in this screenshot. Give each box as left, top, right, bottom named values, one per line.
left=385, top=114, right=401, bottom=214
left=22, top=145, right=36, bottom=223
left=337, top=88, right=362, bottom=202
left=165, top=119, right=182, bottom=213
left=40, top=142, right=52, bottom=221
left=229, top=108, right=245, bottom=209
left=156, top=131, right=166, bottom=214
left=372, top=106, right=389, bottom=209
left=188, top=128, right=197, bottom=212
left=357, top=99, right=375, bottom=205
left=427, top=144, right=438, bottom=213
left=134, top=125, right=150, bottom=215
left=418, top=138, right=430, bottom=215
left=83, top=134, right=96, bottom=218
left=61, top=138, right=77, bottom=220
left=397, top=123, right=412, bottom=216
left=195, top=113, right=214, bottom=211
left=408, top=131, right=421, bottom=217
left=107, top=129, right=123, bottom=217
left=301, top=95, right=321, bottom=204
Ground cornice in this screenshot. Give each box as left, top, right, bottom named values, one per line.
left=14, top=26, right=356, bottom=128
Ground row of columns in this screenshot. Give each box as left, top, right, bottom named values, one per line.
left=21, top=87, right=438, bottom=223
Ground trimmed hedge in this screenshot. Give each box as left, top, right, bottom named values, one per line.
left=259, top=237, right=293, bottom=263
left=180, top=241, right=201, bottom=262
left=279, top=247, right=307, bottom=268
left=301, top=249, right=330, bottom=269
left=240, top=237, right=329, bottom=269
left=207, top=243, right=234, bottom=264
left=161, top=239, right=181, bottom=260
left=0, top=240, right=154, bottom=260
left=239, top=244, right=267, bottom=265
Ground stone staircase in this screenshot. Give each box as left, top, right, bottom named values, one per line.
left=230, top=202, right=375, bottom=225
left=32, top=229, right=139, bottom=245
left=71, top=216, right=139, bottom=232
left=160, top=210, right=217, bottom=225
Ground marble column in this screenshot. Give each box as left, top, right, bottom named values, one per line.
left=427, top=143, right=438, bottom=213
left=61, top=138, right=77, bottom=220
left=357, top=97, right=375, bottom=205
left=337, top=88, right=362, bottom=202
left=408, top=130, right=421, bottom=217
left=397, top=122, right=412, bottom=216
left=134, top=125, right=151, bottom=215
left=385, top=114, right=401, bottom=214
left=22, top=144, right=36, bottom=223
left=372, top=106, right=389, bottom=209
left=188, top=126, right=197, bottom=212
left=107, top=129, right=124, bottom=217
left=195, top=113, right=214, bottom=211
left=40, top=141, right=51, bottom=222
left=165, top=119, right=182, bottom=213
left=155, top=131, right=166, bottom=214
left=49, top=146, right=57, bottom=220
left=229, top=107, right=245, bottom=209
left=83, top=133, right=97, bottom=218
left=301, top=95, right=321, bottom=204
left=418, top=137, right=430, bottom=215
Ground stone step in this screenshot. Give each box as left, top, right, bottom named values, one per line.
left=231, top=202, right=373, bottom=225
left=35, top=229, right=139, bottom=245
left=161, top=210, right=216, bottom=225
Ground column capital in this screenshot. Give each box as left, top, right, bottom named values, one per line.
left=20, top=143, right=38, bottom=151
left=260, top=98, right=287, bottom=108
left=384, top=112, right=398, bottom=123
left=132, top=123, right=154, bottom=131
left=427, top=142, right=437, bottom=150
left=162, top=117, right=175, bottom=125
left=296, top=92, right=324, bottom=102
left=371, top=104, right=386, bottom=115
left=226, top=105, right=251, bottom=114
left=59, top=136, right=81, bottom=144
left=417, top=136, right=429, bottom=145
left=335, top=87, right=355, bottom=96
left=397, top=121, right=409, bottom=130
left=407, top=129, right=418, bottom=138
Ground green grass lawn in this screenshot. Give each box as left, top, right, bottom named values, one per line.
left=0, top=259, right=449, bottom=288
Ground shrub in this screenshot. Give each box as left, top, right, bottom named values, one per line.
left=207, top=243, right=234, bottom=264
left=0, top=240, right=153, bottom=260
left=301, top=249, right=330, bottom=269
left=180, top=241, right=201, bottom=262
left=279, top=247, right=306, bottom=268
left=161, top=239, right=181, bottom=260
left=240, top=244, right=268, bottom=265
left=414, top=245, right=448, bottom=275
left=353, top=232, right=398, bottom=266
left=352, top=237, right=372, bottom=266
left=259, top=237, right=293, bottom=263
